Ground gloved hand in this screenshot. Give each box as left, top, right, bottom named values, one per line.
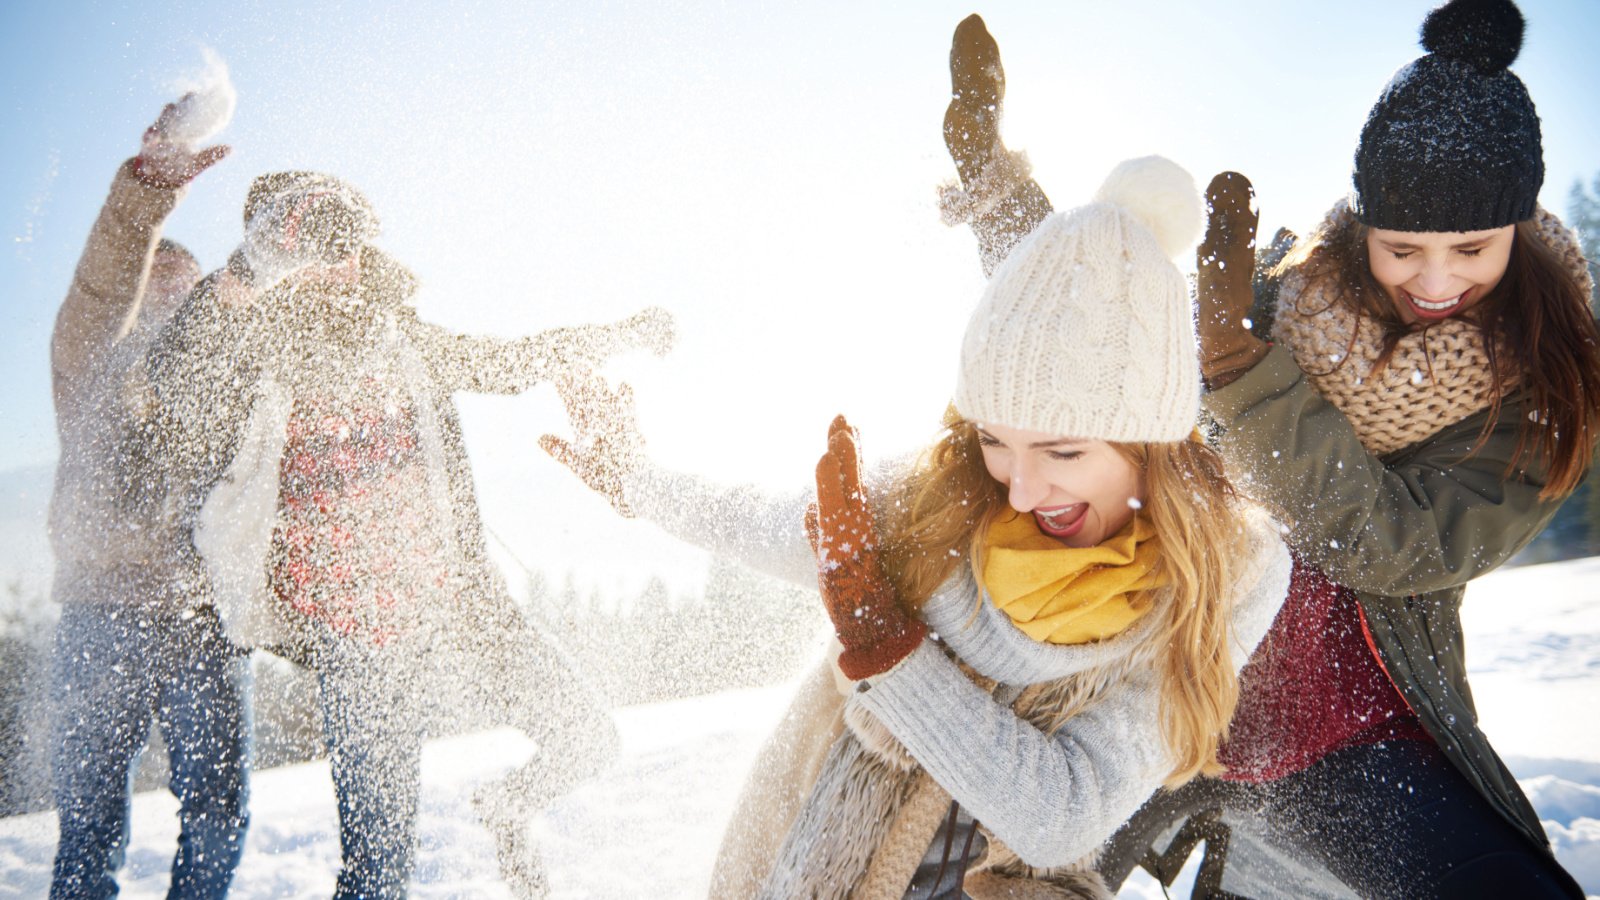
left=806, top=415, right=926, bottom=682
left=939, top=14, right=1053, bottom=276
left=1197, top=172, right=1269, bottom=389
left=539, top=373, right=644, bottom=517
left=132, top=95, right=231, bottom=189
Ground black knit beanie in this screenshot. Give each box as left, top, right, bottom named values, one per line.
left=1351, top=0, right=1543, bottom=232
left=243, top=171, right=380, bottom=263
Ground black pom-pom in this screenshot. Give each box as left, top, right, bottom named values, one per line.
left=1420, top=0, right=1525, bottom=72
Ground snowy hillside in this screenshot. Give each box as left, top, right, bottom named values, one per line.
left=1, top=557, right=1596, bottom=897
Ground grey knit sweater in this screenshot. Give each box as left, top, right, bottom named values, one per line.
left=624, top=460, right=1290, bottom=869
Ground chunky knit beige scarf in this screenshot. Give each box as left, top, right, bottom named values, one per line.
left=1271, top=203, right=1589, bottom=456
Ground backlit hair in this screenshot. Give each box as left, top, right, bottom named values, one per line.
left=876, top=407, right=1249, bottom=785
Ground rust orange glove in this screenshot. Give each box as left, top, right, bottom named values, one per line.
left=806, top=415, right=926, bottom=681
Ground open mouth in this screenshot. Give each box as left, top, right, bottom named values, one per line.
left=1402, top=289, right=1467, bottom=320
left=1034, top=503, right=1088, bottom=539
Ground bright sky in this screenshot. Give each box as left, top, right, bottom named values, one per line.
left=3, top=0, right=1598, bottom=593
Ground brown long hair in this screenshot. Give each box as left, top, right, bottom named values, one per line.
left=1275, top=213, right=1600, bottom=498
left=876, top=408, right=1252, bottom=784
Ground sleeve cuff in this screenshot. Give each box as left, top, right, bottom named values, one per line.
left=853, top=639, right=962, bottom=711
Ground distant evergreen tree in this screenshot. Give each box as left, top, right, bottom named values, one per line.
left=1569, top=174, right=1600, bottom=315
left=0, top=579, right=52, bottom=815
left=1571, top=175, right=1600, bottom=560
left=1520, top=175, right=1600, bottom=563
left=540, top=559, right=826, bottom=706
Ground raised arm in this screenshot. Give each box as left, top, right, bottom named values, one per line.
left=51, top=99, right=229, bottom=415
left=539, top=373, right=823, bottom=587
left=409, top=306, right=676, bottom=395
left=938, top=14, right=1053, bottom=276
left=1195, top=172, right=1558, bottom=594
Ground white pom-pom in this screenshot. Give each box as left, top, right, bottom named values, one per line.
left=165, top=47, right=237, bottom=147
left=1092, top=155, right=1202, bottom=260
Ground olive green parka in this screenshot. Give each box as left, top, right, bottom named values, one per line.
left=1206, top=344, right=1565, bottom=854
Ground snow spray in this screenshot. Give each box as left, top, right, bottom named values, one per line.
left=164, top=47, right=237, bottom=147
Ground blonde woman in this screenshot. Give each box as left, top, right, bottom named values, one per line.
left=941, top=6, right=1593, bottom=896
left=542, top=158, right=1291, bottom=898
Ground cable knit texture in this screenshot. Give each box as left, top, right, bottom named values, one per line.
left=1271, top=202, right=1589, bottom=456
left=954, top=157, right=1202, bottom=443
left=769, top=506, right=1287, bottom=894
left=1351, top=0, right=1543, bottom=231
left=623, top=461, right=1290, bottom=895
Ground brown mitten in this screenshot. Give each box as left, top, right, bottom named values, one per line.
left=1197, top=172, right=1269, bottom=389
left=938, top=14, right=1053, bottom=276
left=528, top=306, right=676, bottom=381
left=942, top=14, right=1007, bottom=191
left=807, top=415, right=926, bottom=681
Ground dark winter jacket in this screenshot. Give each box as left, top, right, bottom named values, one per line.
left=1206, top=343, right=1566, bottom=855
left=144, top=247, right=548, bottom=660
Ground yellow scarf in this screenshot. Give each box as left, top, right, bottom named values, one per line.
left=979, top=511, right=1167, bottom=645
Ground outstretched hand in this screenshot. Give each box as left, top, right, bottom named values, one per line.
left=1197, top=172, right=1269, bottom=388
left=617, top=306, right=676, bottom=358
left=539, top=373, right=644, bottom=517
left=134, top=95, right=231, bottom=189
left=528, top=305, right=677, bottom=383
left=807, top=415, right=926, bottom=682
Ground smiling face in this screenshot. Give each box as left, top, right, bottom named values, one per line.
left=975, top=422, right=1146, bottom=549
left=1365, top=225, right=1514, bottom=325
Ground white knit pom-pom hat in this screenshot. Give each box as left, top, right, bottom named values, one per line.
left=953, top=155, right=1203, bottom=442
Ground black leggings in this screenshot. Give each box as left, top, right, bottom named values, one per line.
left=1099, top=741, right=1583, bottom=899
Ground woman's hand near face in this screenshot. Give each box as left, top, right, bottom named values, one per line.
left=1197, top=172, right=1270, bottom=389
left=540, top=373, right=644, bottom=517
left=808, top=415, right=927, bottom=681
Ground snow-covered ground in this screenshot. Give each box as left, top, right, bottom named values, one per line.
left=2, top=557, right=1596, bottom=897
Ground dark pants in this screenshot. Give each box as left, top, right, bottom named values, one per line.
left=49, top=592, right=252, bottom=900
left=1100, top=741, right=1583, bottom=899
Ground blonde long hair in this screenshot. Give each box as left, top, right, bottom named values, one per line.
left=877, top=407, right=1251, bottom=785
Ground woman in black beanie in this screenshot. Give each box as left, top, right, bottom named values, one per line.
left=938, top=2, right=1596, bottom=895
